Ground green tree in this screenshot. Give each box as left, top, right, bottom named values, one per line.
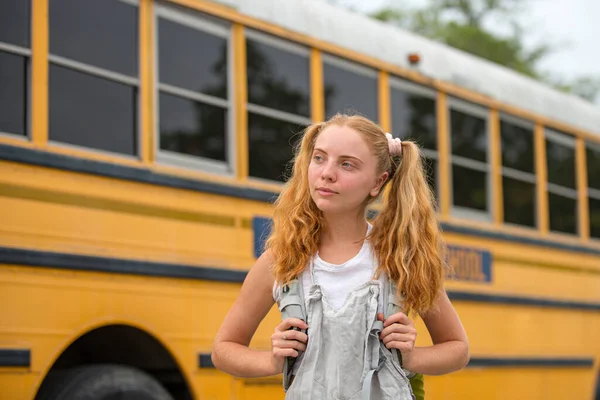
left=367, top=0, right=600, bottom=102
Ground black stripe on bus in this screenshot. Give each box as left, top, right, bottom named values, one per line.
left=467, top=357, right=594, bottom=368
left=2, top=246, right=600, bottom=311
left=196, top=353, right=594, bottom=370
left=198, top=353, right=214, bottom=369
left=2, top=143, right=600, bottom=257
left=0, top=349, right=30, bottom=367
left=0, top=144, right=276, bottom=203
left=0, top=247, right=247, bottom=283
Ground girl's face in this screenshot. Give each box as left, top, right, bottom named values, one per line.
left=308, top=125, right=388, bottom=215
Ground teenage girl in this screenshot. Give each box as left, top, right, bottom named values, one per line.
left=212, top=114, right=469, bottom=399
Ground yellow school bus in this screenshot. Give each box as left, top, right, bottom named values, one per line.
left=1, top=0, right=599, bottom=399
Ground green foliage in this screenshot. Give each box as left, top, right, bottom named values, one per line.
left=368, top=0, right=599, bottom=102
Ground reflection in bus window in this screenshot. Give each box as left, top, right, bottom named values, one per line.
left=0, top=51, right=27, bottom=136
left=0, top=0, right=30, bottom=47
left=323, top=56, right=377, bottom=122
left=246, top=31, right=311, bottom=182
left=546, top=130, right=577, bottom=235
left=248, top=113, right=304, bottom=182
left=587, top=143, right=600, bottom=239
left=452, top=164, right=487, bottom=211
left=159, top=92, right=227, bottom=161
left=500, top=119, right=536, bottom=228
left=50, top=64, right=137, bottom=155
left=0, top=0, right=30, bottom=137
left=48, top=0, right=138, bottom=155
left=156, top=7, right=230, bottom=170
left=449, top=103, right=489, bottom=217
left=247, top=38, right=310, bottom=117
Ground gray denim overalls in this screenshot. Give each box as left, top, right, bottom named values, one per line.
left=284, top=260, right=415, bottom=400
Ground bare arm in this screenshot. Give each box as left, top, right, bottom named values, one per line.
left=403, top=290, right=470, bottom=375
left=211, top=250, right=308, bottom=378
left=211, top=250, right=279, bottom=378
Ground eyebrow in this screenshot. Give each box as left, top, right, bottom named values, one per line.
left=314, top=147, right=364, bottom=164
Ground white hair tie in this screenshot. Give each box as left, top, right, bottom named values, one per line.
left=385, top=132, right=402, bottom=156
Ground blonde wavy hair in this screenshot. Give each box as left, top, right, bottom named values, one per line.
left=265, top=114, right=445, bottom=316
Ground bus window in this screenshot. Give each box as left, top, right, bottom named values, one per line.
left=246, top=30, right=311, bottom=183
left=586, top=142, right=600, bottom=239
left=500, top=116, right=536, bottom=228
left=389, top=77, right=437, bottom=198
left=155, top=4, right=231, bottom=173
left=323, top=54, right=378, bottom=123
left=448, top=99, right=490, bottom=220
left=0, top=0, right=30, bottom=137
left=546, top=129, right=577, bottom=235
left=48, top=0, right=138, bottom=156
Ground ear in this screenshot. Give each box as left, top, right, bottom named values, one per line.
left=370, top=171, right=389, bottom=197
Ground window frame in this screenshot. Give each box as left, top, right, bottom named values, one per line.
left=0, top=0, right=32, bottom=141
left=153, top=3, right=235, bottom=174
left=47, top=0, right=140, bottom=159
left=499, top=113, right=538, bottom=230
left=586, top=140, right=600, bottom=241
left=245, top=28, right=312, bottom=185
left=447, top=97, right=492, bottom=222
left=389, top=76, right=438, bottom=198
left=544, top=128, right=579, bottom=235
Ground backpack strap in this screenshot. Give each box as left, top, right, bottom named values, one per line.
left=383, top=275, right=418, bottom=380
left=277, top=278, right=306, bottom=391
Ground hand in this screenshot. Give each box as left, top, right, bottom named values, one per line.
left=270, top=318, right=308, bottom=373
left=378, top=312, right=417, bottom=365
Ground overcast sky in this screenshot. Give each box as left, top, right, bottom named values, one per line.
left=336, top=0, right=600, bottom=104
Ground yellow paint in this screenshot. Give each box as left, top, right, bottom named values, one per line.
left=489, top=109, right=503, bottom=224
left=436, top=91, right=450, bottom=217
left=233, top=23, right=249, bottom=180
left=139, top=0, right=155, bottom=164
left=310, top=48, right=324, bottom=122
left=425, top=367, right=596, bottom=400
left=576, top=138, right=590, bottom=240
left=378, top=71, right=390, bottom=132
left=31, top=0, right=48, bottom=147
left=535, top=124, right=549, bottom=234
left=3, top=2, right=600, bottom=399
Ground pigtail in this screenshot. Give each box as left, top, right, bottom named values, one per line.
left=371, top=142, right=445, bottom=316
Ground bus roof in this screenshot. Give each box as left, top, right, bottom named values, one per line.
left=221, top=0, right=600, bottom=137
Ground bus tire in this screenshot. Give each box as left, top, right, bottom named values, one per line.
left=36, top=364, right=174, bottom=400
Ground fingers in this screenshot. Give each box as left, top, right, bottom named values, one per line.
left=271, top=319, right=309, bottom=360
left=383, top=312, right=412, bottom=327
left=271, top=329, right=308, bottom=345
left=377, top=313, right=384, bottom=322
left=381, top=331, right=416, bottom=346
left=272, top=347, right=299, bottom=358
left=276, top=318, right=308, bottom=332
left=383, top=339, right=415, bottom=353
left=380, top=321, right=415, bottom=338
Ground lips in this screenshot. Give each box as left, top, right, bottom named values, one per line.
left=316, top=187, right=338, bottom=195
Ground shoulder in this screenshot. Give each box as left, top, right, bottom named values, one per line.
left=244, top=248, right=277, bottom=296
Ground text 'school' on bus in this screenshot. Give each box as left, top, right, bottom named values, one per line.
left=1, top=1, right=599, bottom=399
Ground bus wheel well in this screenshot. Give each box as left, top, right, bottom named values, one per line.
left=41, top=324, right=192, bottom=400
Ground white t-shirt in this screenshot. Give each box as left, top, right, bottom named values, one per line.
left=273, top=224, right=386, bottom=312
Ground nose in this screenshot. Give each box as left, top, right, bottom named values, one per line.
left=321, top=160, right=337, bottom=182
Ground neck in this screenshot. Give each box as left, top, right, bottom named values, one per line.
left=321, top=210, right=368, bottom=246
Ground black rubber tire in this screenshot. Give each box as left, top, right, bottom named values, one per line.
left=36, top=364, right=174, bottom=400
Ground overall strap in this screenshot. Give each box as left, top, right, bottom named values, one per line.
left=278, top=277, right=306, bottom=391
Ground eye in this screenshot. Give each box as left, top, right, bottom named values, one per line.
left=342, top=161, right=354, bottom=169
left=313, top=154, right=324, bottom=162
